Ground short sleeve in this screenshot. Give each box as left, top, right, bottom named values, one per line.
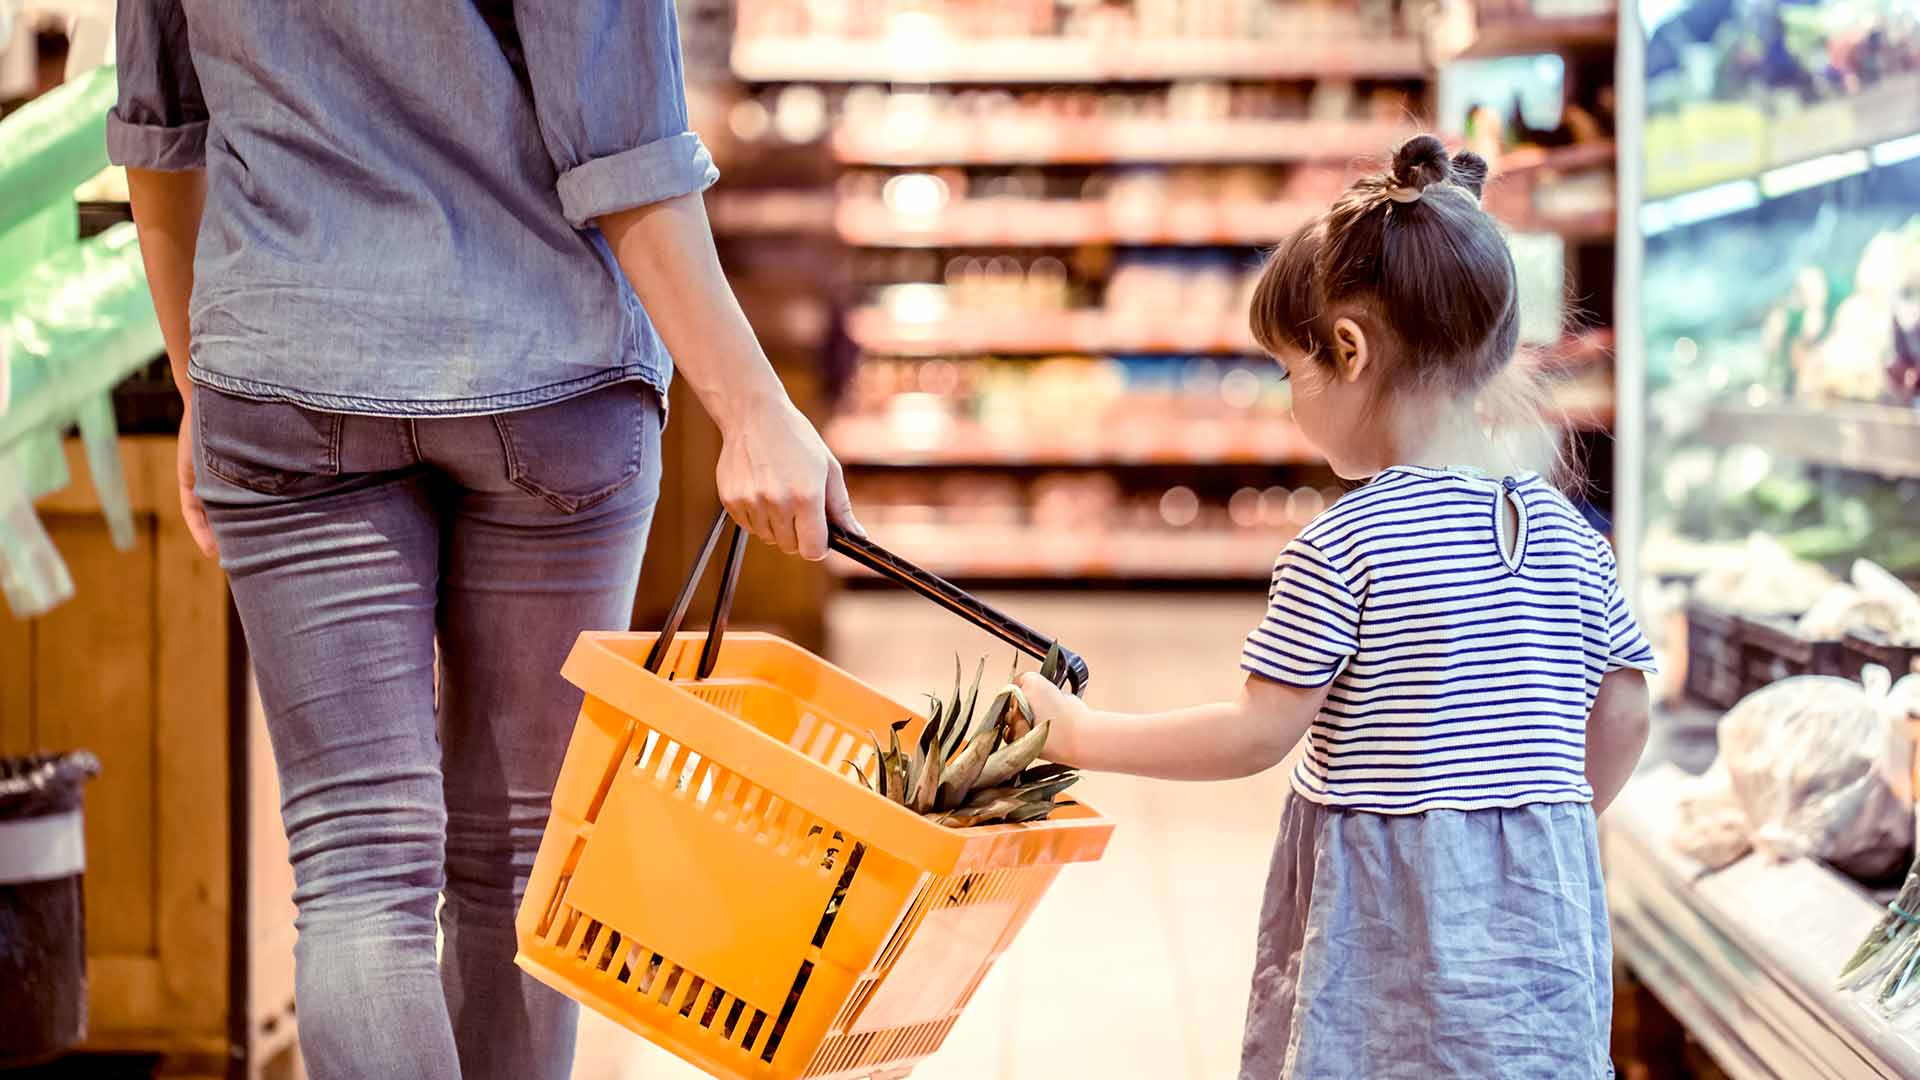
left=1597, top=544, right=1658, bottom=674
left=107, top=0, right=208, bottom=170
left=511, top=0, right=720, bottom=227
left=1242, top=539, right=1361, bottom=688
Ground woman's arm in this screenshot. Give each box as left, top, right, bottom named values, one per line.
left=126, top=166, right=216, bottom=557
left=599, top=193, right=859, bottom=560
left=1586, top=668, right=1651, bottom=814
left=1015, top=672, right=1326, bottom=781
left=126, top=168, right=204, bottom=393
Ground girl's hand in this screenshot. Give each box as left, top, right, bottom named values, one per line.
left=1015, top=672, right=1091, bottom=764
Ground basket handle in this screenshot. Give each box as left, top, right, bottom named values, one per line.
left=643, top=509, right=1089, bottom=695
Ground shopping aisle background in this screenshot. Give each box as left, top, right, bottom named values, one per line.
left=573, top=590, right=1287, bottom=1079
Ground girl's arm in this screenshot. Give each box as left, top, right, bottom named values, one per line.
left=1015, top=672, right=1327, bottom=782
left=1585, top=668, right=1651, bottom=814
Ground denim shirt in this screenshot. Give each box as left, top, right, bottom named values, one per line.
left=106, top=1, right=719, bottom=416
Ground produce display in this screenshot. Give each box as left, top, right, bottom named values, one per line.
left=850, top=647, right=1080, bottom=827
left=1841, top=854, right=1920, bottom=1013
left=1761, top=215, right=1920, bottom=407
left=1642, top=0, right=1920, bottom=197
left=1671, top=669, right=1914, bottom=879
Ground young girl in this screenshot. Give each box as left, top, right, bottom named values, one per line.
left=1017, top=135, right=1655, bottom=1079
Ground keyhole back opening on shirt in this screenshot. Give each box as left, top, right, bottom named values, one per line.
left=1494, top=481, right=1527, bottom=572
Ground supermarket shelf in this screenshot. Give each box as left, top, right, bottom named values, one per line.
left=849, top=306, right=1257, bottom=356
left=835, top=197, right=1318, bottom=248
left=1456, top=14, right=1617, bottom=58
left=831, top=522, right=1295, bottom=582
left=828, top=416, right=1320, bottom=468
left=731, top=35, right=1428, bottom=84
left=1643, top=74, right=1920, bottom=212
left=834, top=119, right=1414, bottom=167
left=1696, top=401, right=1920, bottom=480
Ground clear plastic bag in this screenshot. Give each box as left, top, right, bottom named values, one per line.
left=1673, top=670, right=1915, bottom=879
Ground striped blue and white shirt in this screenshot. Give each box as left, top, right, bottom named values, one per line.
left=1241, top=465, right=1657, bottom=815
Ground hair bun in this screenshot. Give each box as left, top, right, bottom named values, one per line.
left=1449, top=150, right=1491, bottom=199
left=1390, top=134, right=1452, bottom=192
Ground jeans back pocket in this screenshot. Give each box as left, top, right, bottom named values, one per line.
left=490, top=382, right=659, bottom=514
left=197, top=387, right=344, bottom=495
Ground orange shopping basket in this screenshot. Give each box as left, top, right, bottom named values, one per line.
left=515, top=512, right=1113, bottom=1079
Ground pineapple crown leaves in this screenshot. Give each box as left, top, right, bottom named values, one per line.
left=857, top=651, right=1078, bottom=827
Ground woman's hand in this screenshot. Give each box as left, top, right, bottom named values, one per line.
left=176, top=398, right=217, bottom=558
left=1015, top=672, right=1093, bottom=764
left=714, top=393, right=860, bottom=560
left=598, top=193, right=863, bottom=560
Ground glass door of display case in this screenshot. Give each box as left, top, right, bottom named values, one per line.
left=1615, top=0, right=1920, bottom=638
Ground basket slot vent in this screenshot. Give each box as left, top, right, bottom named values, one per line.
left=790, top=711, right=820, bottom=754
left=594, top=929, right=623, bottom=973
left=722, top=998, right=748, bottom=1040
left=535, top=873, right=573, bottom=938
left=676, top=975, right=707, bottom=1018
left=803, top=718, right=837, bottom=764
left=741, top=1010, right=768, bottom=1055
left=574, top=919, right=604, bottom=963
left=803, top=1019, right=957, bottom=1078
left=688, top=684, right=747, bottom=717
left=656, top=964, right=687, bottom=1009
left=831, top=977, right=880, bottom=1032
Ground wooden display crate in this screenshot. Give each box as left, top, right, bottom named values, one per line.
left=0, top=436, right=299, bottom=1080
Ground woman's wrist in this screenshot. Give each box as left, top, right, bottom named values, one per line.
left=700, top=360, right=788, bottom=436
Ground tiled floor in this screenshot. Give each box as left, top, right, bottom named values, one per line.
left=573, top=591, right=1291, bottom=1080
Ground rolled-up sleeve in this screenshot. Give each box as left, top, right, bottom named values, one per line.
left=512, top=0, right=720, bottom=228
left=106, top=0, right=207, bottom=170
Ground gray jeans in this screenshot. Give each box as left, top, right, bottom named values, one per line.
left=194, top=381, right=662, bottom=1080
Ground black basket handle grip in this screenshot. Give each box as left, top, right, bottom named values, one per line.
left=827, top=524, right=1088, bottom=695
left=643, top=510, right=1089, bottom=696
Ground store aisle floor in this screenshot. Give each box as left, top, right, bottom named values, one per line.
left=573, top=591, right=1287, bottom=1080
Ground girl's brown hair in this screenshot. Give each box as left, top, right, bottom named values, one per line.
left=1250, top=134, right=1567, bottom=484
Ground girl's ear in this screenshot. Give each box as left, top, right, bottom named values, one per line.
left=1331, top=317, right=1372, bottom=383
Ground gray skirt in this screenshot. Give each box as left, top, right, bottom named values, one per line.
left=1240, top=797, right=1614, bottom=1080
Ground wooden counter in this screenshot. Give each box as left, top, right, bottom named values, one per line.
left=1, top=435, right=298, bottom=1080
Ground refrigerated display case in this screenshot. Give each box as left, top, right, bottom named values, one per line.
left=1608, top=0, right=1920, bottom=1073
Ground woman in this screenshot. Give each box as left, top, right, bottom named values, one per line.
left=110, top=3, right=857, bottom=1077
